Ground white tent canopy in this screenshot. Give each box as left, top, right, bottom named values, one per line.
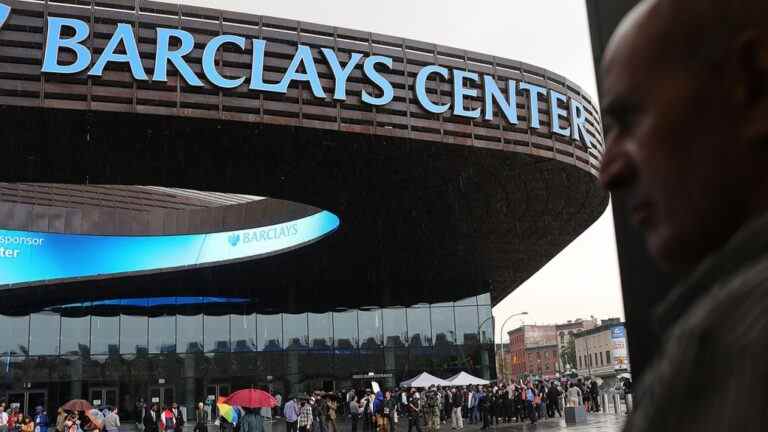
left=445, top=371, right=491, bottom=386
left=399, top=372, right=451, bottom=388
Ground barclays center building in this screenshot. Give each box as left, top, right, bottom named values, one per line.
left=0, top=0, right=606, bottom=417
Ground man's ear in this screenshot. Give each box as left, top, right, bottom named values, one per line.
left=734, top=33, right=768, bottom=142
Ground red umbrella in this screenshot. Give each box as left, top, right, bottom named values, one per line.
left=223, top=389, right=277, bottom=408
left=61, top=399, right=94, bottom=412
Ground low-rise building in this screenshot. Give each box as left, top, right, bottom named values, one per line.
left=556, top=318, right=598, bottom=370
left=574, top=318, right=630, bottom=378
left=508, top=325, right=560, bottom=380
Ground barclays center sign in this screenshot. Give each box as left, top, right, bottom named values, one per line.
left=5, top=3, right=592, bottom=146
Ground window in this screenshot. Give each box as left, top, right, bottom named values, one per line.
left=149, top=315, right=176, bottom=353
left=91, top=315, right=119, bottom=355
left=595, top=352, right=599, bottom=366
left=606, top=350, right=611, bottom=364
left=120, top=314, right=148, bottom=354
left=333, top=311, right=358, bottom=350
left=283, top=313, right=308, bottom=351
left=406, top=308, right=430, bottom=347
left=257, top=314, right=283, bottom=351
left=61, top=315, right=90, bottom=355
left=382, top=308, right=406, bottom=348
left=600, top=351, right=604, bottom=366
left=308, top=313, right=332, bottom=351
left=358, top=309, right=383, bottom=349
left=231, top=313, right=256, bottom=352
left=178, top=314, right=203, bottom=353
left=30, top=312, right=60, bottom=355
left=204, top=314, right=230, bottom=353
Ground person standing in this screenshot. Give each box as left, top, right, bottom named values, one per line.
left=143, top=405, right=160, bottom=432
left=376, top=391, right=396, bottom=432
left=297, top=400, right=313, bottom=432
left=0, top=406, right=10, bottom=432
left=170, top=404, right=184, bottom=432
left=566, top=383, right=582, bottom=408
left=20, top=417, right=34, bottom=432
left=348, top=396, right=361, bottom=432
left=324, top=397, right=337, bottom=432
left=547, top=383, right=562, bottom=418
left=194, top=403, right=208, bottom=432
left=525, top=384, right=536, bottom=424
left=103, top=408, right=120, bottom=432
left=405, top=389, right=422, bottom=432
left=284, top=398, right=299, bottom=432
left=450, top=388, right=463, bottom=430
left=159, top=407, right=176, bottom=432
left=238, top=409, right=263, bottom=432
left=273, top=394, right=282, bottom=419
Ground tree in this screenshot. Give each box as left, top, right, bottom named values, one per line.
left=561, top=337, right=576, bottom=370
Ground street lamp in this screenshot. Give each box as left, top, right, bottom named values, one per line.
left=478, top=315, right=495, bottom=344
left=499, top=311, right=528, bottom=382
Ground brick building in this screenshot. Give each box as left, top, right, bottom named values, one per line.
left=507, top=325, right=560, bottom=380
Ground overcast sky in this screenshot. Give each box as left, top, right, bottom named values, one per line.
left=180, top=0, right=626, bottom=340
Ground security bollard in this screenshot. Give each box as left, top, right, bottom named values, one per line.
left=626, top=393, right=633, bottom=413
left=602, top=394, right=609, bottom=413
left=612, top=393, right=620, bottom=414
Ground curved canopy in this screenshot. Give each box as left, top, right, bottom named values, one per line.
left=399, top=372, right=450, bottom=388
left=445, top=371, right=491, bottom=386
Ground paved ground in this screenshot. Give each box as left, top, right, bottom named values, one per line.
left=262, top=414, right=627, bottom=432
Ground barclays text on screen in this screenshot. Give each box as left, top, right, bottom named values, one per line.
left=40, top=16, right=592, bottom=147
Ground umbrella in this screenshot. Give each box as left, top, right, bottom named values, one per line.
left=617, top=373, right=632, bottom=379
left=86, top=409, right=104, bottom=429
left=216, top=399, right=239, bottom=425
left=223, top=389, right=277, bottom=408
left=61, top=400, right=94, bottom=412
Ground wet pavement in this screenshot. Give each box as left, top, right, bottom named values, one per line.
left=261, top=413, right=627, bottom=432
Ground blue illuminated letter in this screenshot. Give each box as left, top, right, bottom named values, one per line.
left=483, top=76, right=518, bottom=125
left=153, top=28, right=202, bottom=86
left=415, top=65, right=450, bottom=114
left=41, top=17, right=91, bottom=74
left=278, top=45, right=326, bottom=98
left=549, top=90, right=571, bottom=137
left=361, top=56, right=394, bottom=106
left=570, top=99, right=591, bottom=146
left=519, top=82, right=546, bottom=129
left=452, top=69, right=480, bottom=118
left=203, top=35, right=246, bottom=89
left=322, top=48, right=363, bottom=101
left=88, top=23, right=147, bottom=79
left=250, top=39, right=283, bottom=93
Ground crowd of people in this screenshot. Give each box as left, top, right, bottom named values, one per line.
left=275, top=376, right=627, bottom=432
left=0, top=402, right=121, bottom=432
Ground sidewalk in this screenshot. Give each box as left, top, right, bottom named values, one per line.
left=260, top=413, right=626, bottom=432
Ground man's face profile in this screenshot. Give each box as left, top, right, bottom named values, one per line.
left=599, top=0, right=768, bottom=272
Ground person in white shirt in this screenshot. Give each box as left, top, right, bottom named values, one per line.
left=0, top=406, right=10, bottom=432
left=566, top=384, right=583, bottom=407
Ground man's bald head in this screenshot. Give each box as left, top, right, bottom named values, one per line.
left=599, top=0, right=768, bottom=271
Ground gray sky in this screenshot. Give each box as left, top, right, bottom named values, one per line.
left=181, top=0, right=625, bottom=341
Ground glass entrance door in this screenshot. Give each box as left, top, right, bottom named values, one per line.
left=89, top=387, right=118, bottom=408
left=148, top=386, right=174, bottom=408
left=204, top=384, right=230, bottom=421
left=6, top=390, right=48, bottom=415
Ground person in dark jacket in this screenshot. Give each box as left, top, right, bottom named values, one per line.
left=546, top=384, right=562, bottom=418
left=194, top=403, right=208, bottom=432
left=599, top=1, right=768, bottom=431
left=143, top=405, right=160, bottom=432
left=238, top=409, right=263, bottom=432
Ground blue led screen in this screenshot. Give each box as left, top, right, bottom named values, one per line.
left=0, top=210, right=339, bottom=286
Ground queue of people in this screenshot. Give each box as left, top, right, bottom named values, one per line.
left=0, top=403, right=120, bottom=432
